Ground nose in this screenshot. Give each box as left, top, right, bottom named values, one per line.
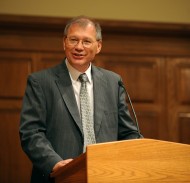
left=75, top=40, right=84, bottom=49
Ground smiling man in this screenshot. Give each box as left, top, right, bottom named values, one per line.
left=19, top=16, right=142, bottom=183
left=63, top=18, right=102, bottom=72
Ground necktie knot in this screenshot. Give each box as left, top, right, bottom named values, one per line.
left=79, top=73, right=88, bottom=83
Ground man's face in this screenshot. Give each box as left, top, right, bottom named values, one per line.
left=63, top=23, right=102, bottom=72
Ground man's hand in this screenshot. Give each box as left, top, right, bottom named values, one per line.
left=52, top=159, right=73, bottom=172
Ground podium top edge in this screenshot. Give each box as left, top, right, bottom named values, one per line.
left=86, top=138, right=190, bottom=150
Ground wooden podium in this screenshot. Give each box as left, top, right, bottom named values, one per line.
left=51, top=139, right=190, bottom=182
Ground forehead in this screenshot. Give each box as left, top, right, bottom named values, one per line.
left=67, top=23, right=97, bottom=39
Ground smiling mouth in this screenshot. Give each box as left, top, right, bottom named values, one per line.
left=73, top=53, right=84, bottom=56
left=73, top=53, right=85, bottom=59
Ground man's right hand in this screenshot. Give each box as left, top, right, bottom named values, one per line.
left=52, top=159, right=73, bottom=172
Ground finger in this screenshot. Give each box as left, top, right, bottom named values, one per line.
left=61, top=159, right=73, bottom=164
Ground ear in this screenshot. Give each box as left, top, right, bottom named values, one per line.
left=96, top=40, right=102, bottom=54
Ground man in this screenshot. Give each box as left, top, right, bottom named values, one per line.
left=19, top=16, right=142, bottom=183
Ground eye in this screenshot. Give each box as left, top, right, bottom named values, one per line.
left=83, top=40, right=92, bottom=45
left=69, top=38, right=78, bottom=43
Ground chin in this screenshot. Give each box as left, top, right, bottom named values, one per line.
left=72, top=58, right=86, bottom=64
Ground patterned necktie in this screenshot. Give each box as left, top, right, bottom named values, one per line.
left=79, top=73, right=96, bottom=152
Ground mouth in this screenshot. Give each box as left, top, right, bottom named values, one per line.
left=72, top=53, right=85, bottom=59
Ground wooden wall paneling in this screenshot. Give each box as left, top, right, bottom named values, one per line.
left=166, top=57, right=190, bottom=143
left=0, top=30, right=63, bottom=52
left=176, top=60, right=190, bottom=144
left=136, top=111, right=159, bottom=139
left=101, top=34, right=190, bottom=56
left=0, top=109, right=32, bottom=183
left=0, top=51, right=32, bottom=98
left=33, top=52, right=65, bottom=72
left=176, top=61, right=190, bottom=104
left=95, top=56, right=160, bottom=102
left=178, top=113, right=190, bottom=144
left=0, top=51, right=33, bottom=182
left=95, top=55, right=167, bottom=140
left=0, top=52, right=65, bottom=183
left=0, top=51, right=65, bottom=94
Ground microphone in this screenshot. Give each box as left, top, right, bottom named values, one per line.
left=118, top=80, right=141, bottom=136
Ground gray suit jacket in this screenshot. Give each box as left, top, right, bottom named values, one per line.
left=19, top=60, right=141, bottom=183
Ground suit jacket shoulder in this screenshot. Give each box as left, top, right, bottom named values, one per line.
left=29, top=61, right=67, bottom=81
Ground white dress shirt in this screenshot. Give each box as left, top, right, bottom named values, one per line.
left=66, top=59, right=94, bottom=121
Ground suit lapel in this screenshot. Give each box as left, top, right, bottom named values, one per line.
left=55, top=62, right=83, bottom=135
left=54, top=62, right=107, bottom=139
left=92, top=66, right=107, bottom=137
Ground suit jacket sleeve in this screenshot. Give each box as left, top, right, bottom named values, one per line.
left=19, top=75, right=62, bottom=179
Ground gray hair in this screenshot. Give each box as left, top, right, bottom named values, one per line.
left=64, top=16, right=102, bottom=40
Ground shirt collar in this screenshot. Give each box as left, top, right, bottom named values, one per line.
left=66, top=59, right=92, bottom=83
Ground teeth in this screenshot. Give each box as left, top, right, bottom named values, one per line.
left=74, top=53, right=83, bottom=56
